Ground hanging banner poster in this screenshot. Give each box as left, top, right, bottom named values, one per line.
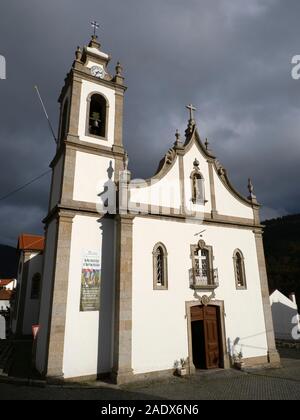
left=80, top=250, right=101, bottom=312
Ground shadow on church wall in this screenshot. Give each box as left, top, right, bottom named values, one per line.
left=96, top=161, right=116, bottom=375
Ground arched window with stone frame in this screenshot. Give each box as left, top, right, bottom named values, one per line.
left=190, top=240, right=217, bottom=289
left=233, top=249, right=247, bottom=290
left=86, top=93, right=108, bottom=139
left=152, top=243, right=168, bottom=290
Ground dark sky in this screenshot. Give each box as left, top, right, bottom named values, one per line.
left=0, top=0, right=300, bottom=246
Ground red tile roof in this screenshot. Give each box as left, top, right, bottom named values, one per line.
left=0, top=279, right=14, bottom=287
left=0, top=289, right=13, bottom=300
left=18, top=234, right=45, bottom=252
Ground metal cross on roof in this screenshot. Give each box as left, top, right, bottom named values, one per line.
left=91, top=20, right=100, bottom=36
left=186, top=104, right=197, bottom=121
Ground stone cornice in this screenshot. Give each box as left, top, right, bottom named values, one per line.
left=43, top=200, right=263, bottom=230
left=72, top=67, right=127, bottom=92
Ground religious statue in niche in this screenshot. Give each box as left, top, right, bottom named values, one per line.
left=191, top=159, right=206, bottom=204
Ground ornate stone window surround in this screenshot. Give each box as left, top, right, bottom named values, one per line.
left=85, top=91, right=110, bottom=141
left=152, top=242, right=168, bottom=290
left=233, top=249, right=247, bottom=290
left=190, top=240, right=217, bottom=290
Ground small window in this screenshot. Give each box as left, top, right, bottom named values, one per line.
left=153, top=243, right=168, bottom=290
left=31, top=273, right=41, bottom=299
left=88, top=94, right=107, bottom=138
left=233, top=250, right=247, bottom=290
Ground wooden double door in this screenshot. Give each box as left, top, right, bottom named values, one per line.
left=191, top=305, right=221, bottom=369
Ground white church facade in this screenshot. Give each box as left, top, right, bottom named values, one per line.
left=35, top=34, right=280, bottom=383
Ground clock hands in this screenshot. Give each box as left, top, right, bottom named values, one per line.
left=91, top=65, right=106, bottom=79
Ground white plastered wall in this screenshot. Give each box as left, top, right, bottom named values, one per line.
left=0, top=300, right=10, bottom=310
left=129, top=160, right=181, bottom=211
left=213, top=167, right=253, bottom=219
left=77, top=80, right=116, bottom=147
left=62, top=215, right=115, bottom=378
left=22, top=252, right=43, bottom=335
left=36, top=220, right=57, bottom=374
left=73, top=151, right=115, bottom=204
left=132, top=217, right=268, bottom=374
left=270, top=290, right=300, bottom=340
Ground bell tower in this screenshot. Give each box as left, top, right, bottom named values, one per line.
left=35, top=32, right=127, bottom=380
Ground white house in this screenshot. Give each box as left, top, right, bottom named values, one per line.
left=11, top=234, right=44, bottom=337
left=0, top=279, right=17, bottom=292
left=270, top=290, right=300, bottom=341
left=0, top=289, right=12, bottom=312
left=35, top=34, right=280, bottom=383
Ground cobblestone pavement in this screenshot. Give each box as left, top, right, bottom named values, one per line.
left=0, top=349, right=299, bottom=400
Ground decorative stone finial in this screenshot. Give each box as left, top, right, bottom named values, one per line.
left=174, top=129, right=183, bottom=147
left=89, top=34, right=101, bottom=49
left=248, top=178, right=257, bottom=202
left=75, top=46, right=82, bottom=62
left=116, top=61, right=123, bottom=76
left=193, top=158, right=200, bottom=170
left=205, top=138, right=209, bottom=150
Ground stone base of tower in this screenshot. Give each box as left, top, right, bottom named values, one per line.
left=110, top=369, right=134, bottom=385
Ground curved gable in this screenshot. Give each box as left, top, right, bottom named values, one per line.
left=129, top=153, right=181, bottom=212
left=185, top=126, right=257, bottom=219
left=128, top=122, right=258, bottom=222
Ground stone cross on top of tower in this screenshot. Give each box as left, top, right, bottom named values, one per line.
left=91, top=20, right=100, bottom=37
left=186, top=104, right=197, bottom=121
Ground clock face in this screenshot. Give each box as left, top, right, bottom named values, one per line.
left=91, top=65, right=106, bottom=79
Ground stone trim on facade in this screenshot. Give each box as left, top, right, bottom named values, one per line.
left=185, top=300, right=230, bottom=374
left=68, top=75, right=83, bottom=139
left=190, top=241, right=214, bottom=286
left=113, top=86, right=126, bottom=181
left=254, top=229, right=281, bottom=367
left=46, top=212, right=74, bottom=378
left=140, top=124, right=257, bottom=211
left=178, top=155, right=186, bottom=215
left=112, top=214, right=135, bottom=384
left=84, top=91, right=110, bottom=141
left=59, top=146, right=77, bottom=206
left=243, top=355, right=269, bottom=367
left=66, top=137, right=124, bottom=160
left=208, top=161, right=218, bottom=218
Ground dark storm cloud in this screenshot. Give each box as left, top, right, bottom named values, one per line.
left=0, top=0, right=299, bottom=245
